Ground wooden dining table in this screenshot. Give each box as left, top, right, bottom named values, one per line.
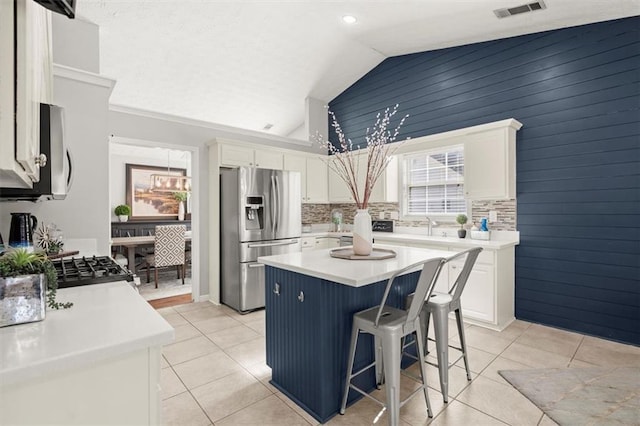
left=110, top=231, right=192, bottom=273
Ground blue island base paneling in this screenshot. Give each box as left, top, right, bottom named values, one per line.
left=265, top=266, right=422, bottom=423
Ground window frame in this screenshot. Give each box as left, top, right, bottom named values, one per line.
left=400, top=144, right=470, bottom=222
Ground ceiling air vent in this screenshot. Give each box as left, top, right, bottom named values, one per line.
left=494, top=1, right=546, bottom=18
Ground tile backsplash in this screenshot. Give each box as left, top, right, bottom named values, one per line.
left=470, top=199, right=516, bottom=231
left=302, top=199, right=516, bottom=231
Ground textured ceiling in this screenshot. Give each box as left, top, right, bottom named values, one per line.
left=77, top=0, right=639, bottom=139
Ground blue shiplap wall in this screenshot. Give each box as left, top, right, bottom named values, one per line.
left=329, top=17, right=640, bottom=345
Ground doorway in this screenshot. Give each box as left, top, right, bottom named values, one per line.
left=109, top=139, right=198, bottom=302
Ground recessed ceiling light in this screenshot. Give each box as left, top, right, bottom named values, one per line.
left=342, top=15, right=357, bottom=24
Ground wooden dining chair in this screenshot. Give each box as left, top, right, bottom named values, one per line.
left=142, top=225, right=187, bottom=288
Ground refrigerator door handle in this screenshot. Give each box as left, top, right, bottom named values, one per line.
left=270, top=175, right=277, bottom=235
left=247, top=240, right=299, bottom=248
left=274, top=174, right=280, bottom=235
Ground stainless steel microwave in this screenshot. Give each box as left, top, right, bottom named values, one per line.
left=0, top=104, right=73, bottom=201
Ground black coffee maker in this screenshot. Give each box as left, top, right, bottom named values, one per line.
left=8, top=212, right=38, bottom=250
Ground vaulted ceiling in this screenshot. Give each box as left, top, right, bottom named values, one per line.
left=77, top=0, right=639, bottom=140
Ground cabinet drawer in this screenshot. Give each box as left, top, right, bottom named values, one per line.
left=301, top=237, right=314, bottom=249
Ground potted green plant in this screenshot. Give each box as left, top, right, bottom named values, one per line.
left=0, top=249, right=72, bottom=327
left=456, top=214, right=468, bottom=238
left=114, top=204, right=131, bottom=222
left=173, top=191, right=188, bottom=221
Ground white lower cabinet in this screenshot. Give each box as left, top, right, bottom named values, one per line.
left=301, top=236, right=315, bottom=251
left=1, top=347, right=162, bottom=425
left=314, top=236, right=340, bottom=250
left=374, top=237, right=514, bottom=331
left=301, top=235, right=341, bottom=251
left=450, top=260, right=494, bottom=323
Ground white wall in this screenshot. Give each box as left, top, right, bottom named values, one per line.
left=51, top=15, right=99, bottom=73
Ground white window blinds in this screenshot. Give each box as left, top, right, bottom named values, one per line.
left=404, top=146, right=466, bottom=215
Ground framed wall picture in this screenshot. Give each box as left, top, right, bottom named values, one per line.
left=125, top=164, right=186, bottom=220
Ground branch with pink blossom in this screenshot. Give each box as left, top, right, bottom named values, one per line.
left=315, top=104, right=409, bottom=209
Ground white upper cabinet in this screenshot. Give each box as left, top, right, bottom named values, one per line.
left=220, top=144, right=283, bottom=169
left=328, top=151, right=398, bottom=204
left=305, top=157, right=328, bottom=203
left=283, top=153, right=328, bottom=204
left=463, top=126, right=517, bottom=200
left=328, top=164, right=352, bottom=203
left=255, top=149, right=284, bottom=170
left=0, top=0, right=53, bottom=188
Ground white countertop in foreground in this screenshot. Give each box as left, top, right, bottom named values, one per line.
left=0, top=281, right=174, bottom=386
left=258, top=244, right=454, bottom=287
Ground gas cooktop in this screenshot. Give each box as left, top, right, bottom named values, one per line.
left=52, top=256, right=134, bottom=288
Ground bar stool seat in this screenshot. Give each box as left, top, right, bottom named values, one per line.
left=340, top=257, right=446, bottom=426
left=407, top=247, right=482, bottom=404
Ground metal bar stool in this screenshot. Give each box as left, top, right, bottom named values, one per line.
left=340, top=257, right=446, bottom=426
left=406, top=247, right=482, bottom=403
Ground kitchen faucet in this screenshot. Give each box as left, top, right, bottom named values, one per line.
left=425, top=217, right=437, bottom=236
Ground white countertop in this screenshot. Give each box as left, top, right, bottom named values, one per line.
left=0, top=281, right=174, bottom=386
left=371, top=232, right=519, bottom=249
left=258, top=244, right=454, bottom=287
left=300, top=231, right=351, bottom=238
left=299, top=230, right=518, bottom=249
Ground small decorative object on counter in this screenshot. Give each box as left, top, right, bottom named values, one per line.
left=471, top=218, right=491, bottom=240
left=8, top=212, right=38, bottom=252
left=34, top=223, right=64, bottom=254
left=456, top=214, right=468, bottom=239
left=114, top=204, right=131, bottom=222
left=331, top=209, right=343, bottom=232
left=0, top=249, right=73, bottom=327
left=353, top=209, right=373, bottom=255
left=315, top=104, right=410, bottom=254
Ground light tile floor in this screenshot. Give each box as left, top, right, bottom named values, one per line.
left=157, top=301, right=640, bottom=425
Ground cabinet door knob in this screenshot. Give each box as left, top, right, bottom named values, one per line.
left=297, top=291, right=304, bottom=302
left=35, top=153, right=47, bottom=168
left=273, top=283, right=280, bottom=296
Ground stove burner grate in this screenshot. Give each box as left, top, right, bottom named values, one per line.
left=53, top=256, right=134, bottom=288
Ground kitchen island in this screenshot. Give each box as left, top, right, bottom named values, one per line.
left=0, top=281, right=174, bottom=425
left=258, top=244, right=453, bottom=423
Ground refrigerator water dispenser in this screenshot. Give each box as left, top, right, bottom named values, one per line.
left=245, top=196, right=264, bottom=230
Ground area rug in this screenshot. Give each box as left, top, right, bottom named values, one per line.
left=137, top=268, right=192, bottom=301
left=499, top=367, right=640, bottom=425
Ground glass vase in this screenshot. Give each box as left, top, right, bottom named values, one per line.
left=353, top=209, right=372, bottom=256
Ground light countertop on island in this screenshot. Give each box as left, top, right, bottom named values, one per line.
left=0, top=281, right=174, bottom=386
left=258, top=244, right=454, bottom=287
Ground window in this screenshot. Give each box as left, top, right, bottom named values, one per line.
left=402, top=146, right=466, bottom=217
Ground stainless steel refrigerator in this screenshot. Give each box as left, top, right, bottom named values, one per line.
left=220, top=167, right=302, bottom=312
